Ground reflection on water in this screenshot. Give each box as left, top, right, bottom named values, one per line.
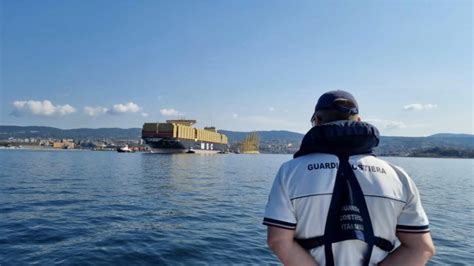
left=0, top=150, right=472, bottom=265
left=384, top=157, right=474, bottom=266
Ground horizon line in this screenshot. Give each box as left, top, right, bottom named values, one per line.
left=1, top=124, right=473, bottom=138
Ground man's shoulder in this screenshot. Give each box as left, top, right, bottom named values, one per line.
left=384, top=161, right=412, bottom=181
left=360, top=157, right=413, bottom=185
left=281, top=153, right=340, bottom=168
left=351, top=155, right=401, bottom=168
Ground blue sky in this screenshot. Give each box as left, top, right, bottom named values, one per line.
left=1, top=0, right=472, bottom=136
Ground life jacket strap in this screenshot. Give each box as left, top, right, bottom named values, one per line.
left=293, top=154, right=395, bottom=266
left=373, top=237, right=395, bottom=252
left=295, top=235, right=394, bottom=252
left=295, top=236, right=325, bottom=250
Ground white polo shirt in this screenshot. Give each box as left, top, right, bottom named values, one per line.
left=263, top=153, right=430, bottom=265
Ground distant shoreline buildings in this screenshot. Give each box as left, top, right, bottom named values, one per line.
left=0, top=126, right=473, bottom=158
left=0, top=136, right=148, bottom=152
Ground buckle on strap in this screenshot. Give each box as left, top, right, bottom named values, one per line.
left=296, top=236, right=394, bottom=252
left=295, top=236, right=325, bottom=250
left=373, top=237, right=394, bottom=252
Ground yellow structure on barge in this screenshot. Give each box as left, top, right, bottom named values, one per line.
left=239, top=132, right=260, bottom=154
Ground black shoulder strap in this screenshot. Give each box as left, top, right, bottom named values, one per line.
left=295, top=155, right=394, bottom=266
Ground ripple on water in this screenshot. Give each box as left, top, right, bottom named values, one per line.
left=0, top=152, right=471, bottom=265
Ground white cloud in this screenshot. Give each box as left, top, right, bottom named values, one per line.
left=108, top=102, right=142, bottom=114
left=160, top=108, right=183, bottom=116
left=141, top=112, right=149, bottom=117
left=232, top=113, right=239, bottom=118
left=84, top=106, right=108, bottom=116
left=269, top=107, right=275, bottom=112
left=403, top=103, right=437, bottom=111
left=365, top=119, right=407, bottom=130
left=11, top=100, right=76, bottom=117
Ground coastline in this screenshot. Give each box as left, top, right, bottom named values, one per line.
left=1, top=146, right=472, bottom=159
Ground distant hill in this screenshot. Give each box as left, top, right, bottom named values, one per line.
left=378, top=135, right=474, bottom=155
left=218, top=130, right=304, bottom=142
left=0, top=125, right=141, bottom=140
left=1, top=125, right=473, bottom=157
left=0, top=125, right=305, bottom=142
left=428, top=133, right=474, bottom=138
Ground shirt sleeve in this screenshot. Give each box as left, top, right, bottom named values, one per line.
left=392, top=165, right=430, bottom=233
left=263, top=164, right=297, bottom=230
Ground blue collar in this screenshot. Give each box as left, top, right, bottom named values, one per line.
left=294, top=120, right=380, bottom=158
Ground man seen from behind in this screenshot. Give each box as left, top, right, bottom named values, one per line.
left=263, top=90, right=435, bottom=266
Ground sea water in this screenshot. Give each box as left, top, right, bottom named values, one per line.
left=0, top=150, right=472, bottom=265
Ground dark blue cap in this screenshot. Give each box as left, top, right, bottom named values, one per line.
left=315, top=90, right=359, bottom=115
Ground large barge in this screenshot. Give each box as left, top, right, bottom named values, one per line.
left=141, top=120, right=229, bottom=154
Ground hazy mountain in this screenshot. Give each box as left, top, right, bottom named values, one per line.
left=379, top=135, right=474, bottom=152
left=428, top=133, right=474, bottom=138
left=0, top=125, right=141, bottom=140
left=218, top=130, right=304, bottom=142
left=0, top=126, right=305, bottom=142
left=1, top=125, right=473, bottom=157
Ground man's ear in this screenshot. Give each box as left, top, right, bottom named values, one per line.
left=316, top=115, right=323, bottom=125
left=357, top=116, right=361, bottom=122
